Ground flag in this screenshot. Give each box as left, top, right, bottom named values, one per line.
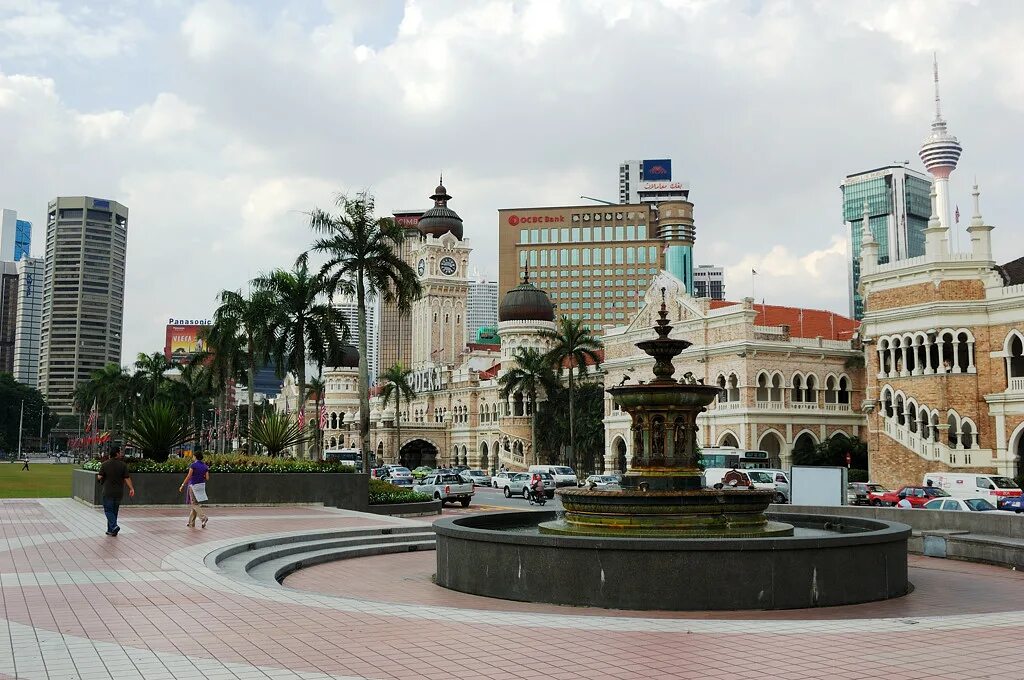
left=85, top=399, right=98, bottom=434
left=752, top=268, right=758, bottom=276
left=319, top=401, right=328, bottom=429
left=955, top=205, right=960, bottom=224
left=662, top=242, right=670, bottom=254
left=297, top=410, right=305, bottom=430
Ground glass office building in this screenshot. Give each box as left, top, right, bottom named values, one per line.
left=842, top=166, right=932, bottom=319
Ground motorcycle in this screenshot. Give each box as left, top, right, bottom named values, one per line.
left=527, top=487, right=547, bottom=506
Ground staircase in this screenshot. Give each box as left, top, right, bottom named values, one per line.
left=881, top=417, right=986, bottom=467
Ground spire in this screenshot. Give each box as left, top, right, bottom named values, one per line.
left=966, top=179, right=994, bottom=261
left=522, top=261, right=531, bottom=284
left=861, top=200, right=875, bottom=245
left=970, top=180, right=984, bottom=227
left=933, top=52, right=943, bottom=123
left=928, top=183, right=941, bottom=229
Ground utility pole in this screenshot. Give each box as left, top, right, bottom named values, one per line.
left=17, top=400, right=24, bottom=459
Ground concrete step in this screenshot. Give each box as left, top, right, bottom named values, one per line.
left=251, top=539, right=437, bottom=584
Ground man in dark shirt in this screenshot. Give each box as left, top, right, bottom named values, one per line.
left=97, top=451, right=134, bottom=536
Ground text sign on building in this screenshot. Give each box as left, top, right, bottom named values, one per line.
left=411, top=366, right=446, bottom=393
left=507, top=214, right=566, bottom=226
left=642, top=159, right=672, bottom=181
left=639, top=182, right=685, bottom=192
left=394, top=215, right=421, bottom=228
left=168, top=318, right=212, bottom=326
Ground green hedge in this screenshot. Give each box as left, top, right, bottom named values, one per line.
left=80, top=454, right=356, bottom=474
left=369, top=478, right=432, bottom=505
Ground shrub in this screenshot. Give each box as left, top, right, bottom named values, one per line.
left=369, top=478, right=432, bottom=505
left=124, top=402, right=192, bottom=462
left=848, top=468, right=869, bottom=483
left=250, top=412, right=309, bottom=457
left=81, top=453, right=355, bottom=474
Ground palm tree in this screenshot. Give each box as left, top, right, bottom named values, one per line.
left=303, top=191, right=421, bottom=472
left=134, top=352, right=176, bottom=399
left=379, top=363, right=415, bottom=464
left=74, top=363, right=136, bottom=440
left=498, top=347, right=559, bottom=466
left=202, top=318, right=245, bottom=453
left=214, top=289, right=277, bottom=456
left=165, top=358, right=215, bottom=448
left=543, top=317, right=603, bottom=472
left=255, top=261, right=347, bottom=459
left=305, top=376, right=326, bottom=460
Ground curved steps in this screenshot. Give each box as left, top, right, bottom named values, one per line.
left=208, top=525, right=436, bottom=587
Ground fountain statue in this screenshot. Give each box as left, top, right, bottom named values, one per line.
left=540, top=289, right=793, bottom=537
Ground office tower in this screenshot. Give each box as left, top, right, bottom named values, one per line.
left=467, top=276, right=498, bottom=342
left=498, top=203, right=665, bottom=334
left=0, top=209, right=31, bottom=262
left=13, top=257, right=43, bottom=387
left=618, top=159, right=679, bottom=204
left=377, top=209, right=424, bottom=376
left=692, top=265, right=725, bottom=300
left=334, top=297, right=377, bottom=382
left=38, top=197, right=128, bottom=415
left=0, top=262, right=16, bottom=373
left=919, top=56, right=963, bottom=234
left=842, top=165, right=932, bottom=319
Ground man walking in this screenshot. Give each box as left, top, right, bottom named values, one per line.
left=96, top=450, right=134, bottom=536
left=21, top=457, right=29, bottom=471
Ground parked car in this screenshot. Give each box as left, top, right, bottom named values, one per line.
left=503, top=472, right=555, bottom=499
left=876, top=485, right=949, bottom=508
left=847, top=482, right=889, bottom=506
left=492, top=471, right=514, bottom=488
left=998, top=495, right=1024, bottom=513
left=460, top=469, right=491, bottom=487
left=751, top=469, right=790, bottom=503
left=704, top=468, right=785, bottom=503
left=413, top=472, right=474, bottom=507
left=922, top=497, right=1015, bottom=514
left=528, top=465, right=578, bottom=488
left=411, top=466, right=434, bottom=481
left=382, top=466, right=414, bottom=486
left=580, top=474, right=621, bottom=489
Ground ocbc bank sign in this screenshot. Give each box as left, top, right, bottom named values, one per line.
left=507, top=214, right=566, bottom=227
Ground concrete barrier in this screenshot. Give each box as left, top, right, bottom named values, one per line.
left=73, top=468, right=369, bottom=510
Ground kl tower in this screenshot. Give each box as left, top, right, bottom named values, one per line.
left=918, top=55, right=963, bottom=233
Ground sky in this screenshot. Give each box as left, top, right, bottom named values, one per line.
left=0, top=0, right=1022, bottom=363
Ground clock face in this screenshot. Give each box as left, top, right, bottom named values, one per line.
left=439, top=256, right=458, bottom=276
left=417, top=259, right=426, bottom=276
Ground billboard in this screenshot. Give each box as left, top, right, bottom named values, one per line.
left=164, top=323, right=209, bottom=363
left=642, top=159, right=672, bottom=181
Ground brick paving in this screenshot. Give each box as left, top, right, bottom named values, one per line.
left=1, top=500, right=1023, bottom=679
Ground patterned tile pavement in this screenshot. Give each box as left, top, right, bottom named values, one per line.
left=2, top=499, right=1024, bottom=679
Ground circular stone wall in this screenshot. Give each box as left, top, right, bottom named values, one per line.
left=434, top=511, right=910, bottom=611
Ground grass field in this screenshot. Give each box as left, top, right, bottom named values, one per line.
left=0, top=462, right=74, bottom=498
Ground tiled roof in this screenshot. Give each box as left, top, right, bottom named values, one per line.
left=709, top=300, right=859, bottom=340
left=478, top=363, right=501, bottom=380
left=998, top=256, right=1024, bottom=286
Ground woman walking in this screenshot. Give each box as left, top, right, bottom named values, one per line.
left=179, top=452, right=210, bottom=528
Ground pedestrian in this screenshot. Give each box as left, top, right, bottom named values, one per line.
left=96, top=450, right=134, bottom=536
left=896, top=497, right=913, bottom=509
left=179, top=452, right=209, bottom=528
left=21, top=457, right=29, bottom=471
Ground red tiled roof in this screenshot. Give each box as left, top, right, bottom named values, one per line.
left=478, top=363, right=501, bottom=380
left=709, top=300, right=859, bottom=340
left=466, top=342, right=500, bottom=352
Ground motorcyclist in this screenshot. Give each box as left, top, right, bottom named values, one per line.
left=531, top=473, right=546, bottom=502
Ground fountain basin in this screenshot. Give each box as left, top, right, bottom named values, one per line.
left=435, top=511, right=910, bottom=611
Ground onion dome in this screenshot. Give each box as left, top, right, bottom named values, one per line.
left=417, top=175, right=464, bottom=240
left=331, top=344, right=360, bottom=368
left=498, top=266, right=555, bottom=322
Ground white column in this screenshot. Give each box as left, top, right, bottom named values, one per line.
left=900, top=345, right=910, bottom=377
left=912, top=343, right=923, bottom=376
left=877, top=347, right=887, bottom=378
left=952, top=339, right=962, bottom=373
left=937, top=338, right=946, bottom=373
left=924, top=339, right=935, bottom=375
left=967, top=340, right=976, bottom=373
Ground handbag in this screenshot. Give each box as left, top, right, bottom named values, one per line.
left=190, top=483, right=208, bottom=503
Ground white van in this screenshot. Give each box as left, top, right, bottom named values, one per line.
left=528, top=465, right=577, bottom=487
left=922, top=472, right=1022, bottom=505
left=704, top=467, right=786, bottom=502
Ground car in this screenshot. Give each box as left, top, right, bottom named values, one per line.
left=922, top=497, right=1016, bottom=514
left=382, top=466, right=414, bottom=486
left=529, top=465, right=578, bottom=488
left=503, top=472, right=555, bottom=499
left=413, top=472, right=474, bottom=507
left=847, top=482, right=889, bottom=506
left=492, top=471, right=514, bottom=488
left=460, top=469, right=491, bottom=487
left=580, top=474, right=621, bottom=489
left=411, top=466, right=434, bottom=481
left=748, top=469, right=790, bottom=503
left=998, top=495, right=1024, bottom=513
left=923, top=472, right=1023, bottom=506
left=876, top=485, right=949, bottom=508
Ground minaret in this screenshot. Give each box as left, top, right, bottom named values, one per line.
left=918, top=55, right=963, bottom=234
left=966, top=181, right=994, bottom=261
left=860, top=201, right=879, bottom=276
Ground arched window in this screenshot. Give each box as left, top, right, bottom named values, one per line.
left=756, top=373, right=769, bottom=402
left=907, top=403, right=918, bottom=433
left=717, top=375, right=729, bottom=403
left=961, top=421, right=974, bottom=449
left=330, top=413, right=338, bottom=429
left=771, top=373, right=783, bottom=402
left=947, top=413, right=959, bottom=447
left=824, top=376, right=838, bottom=404
left=881, top=387, right=894, bottom=418
left=513, top=392, right=524, bottom=417
left=791, top=374, right=804, bottom=403
left=895, top=395, right=905, bottom=425
left=805, top=374, right=818, bottom=404
left=838, top=376, right=850, bottom=404
left=727, top=374, right=739, bottom=402
left=1008, top=333, right=1024, bottom=387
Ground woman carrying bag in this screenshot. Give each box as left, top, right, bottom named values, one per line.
left=179, top=452, right=210, bottom=528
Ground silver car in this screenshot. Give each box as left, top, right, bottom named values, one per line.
left=460, top=469, right=492, bottom=487
left=503, top=472, right=555, bottom=499
left=383, top=465, right=414, bottom=487
left=581, top=474, right=621, bottom=489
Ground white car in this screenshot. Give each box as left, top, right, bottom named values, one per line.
left=922, top=497, right=1016, bottom=514
left=528, top=465, right=578, bottom=488
left=580, top=475, right=621, bottom=489
left=492, top=471, right=514, bottom=488
left=460, top=469, right=492, bottom=487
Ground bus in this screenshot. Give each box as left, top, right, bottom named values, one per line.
left=323, top=447, right=363, bottom=471
left=699, top=447, right=776, bottom=470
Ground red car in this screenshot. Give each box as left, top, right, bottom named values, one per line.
left=876, top=485, right=949, bottom=507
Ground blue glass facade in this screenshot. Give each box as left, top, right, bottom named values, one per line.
left=14, top=220, right=30, bottom=261
left=664, top=244, right=693, bottom=294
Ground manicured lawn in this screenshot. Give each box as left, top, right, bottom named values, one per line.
left=0, top=462, right=74, bottom=498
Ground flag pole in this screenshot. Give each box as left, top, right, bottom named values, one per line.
left=17, top=400, right=24, bottom=459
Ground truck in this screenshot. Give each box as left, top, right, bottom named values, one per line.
left=413, top=472, right=474, bottom=507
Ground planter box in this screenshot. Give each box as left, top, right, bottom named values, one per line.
left=366, top=500, right=442, bottom=517
left=73, top=468, right=369, bottom=510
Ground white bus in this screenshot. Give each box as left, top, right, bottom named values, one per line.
left=323, top=448, right=363, bottom=471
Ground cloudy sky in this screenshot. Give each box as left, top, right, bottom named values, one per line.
left=1, top=0, right=1022, bottom=362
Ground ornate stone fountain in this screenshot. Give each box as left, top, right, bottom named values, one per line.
left=540, top=289, right=793, bottom=537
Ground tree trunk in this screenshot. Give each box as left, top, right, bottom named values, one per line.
left=568, top=367, right=577, bottom=471
left=395, top=390, right=401, bottom=468
left=247, top=335, right=255, bottom=457
left=530, top=392, right=539, bottom=466
left=356, top=274, right=372, bottom=473
left=296, top=359, right=307, bottom=460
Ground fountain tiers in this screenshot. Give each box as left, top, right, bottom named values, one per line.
left=540, top=288, right=791, bottom=538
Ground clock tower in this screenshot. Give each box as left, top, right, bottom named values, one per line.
left=410, top=178, right=471, bottom=370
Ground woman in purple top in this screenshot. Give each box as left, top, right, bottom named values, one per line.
left=179, top=452, right=210, bottom=528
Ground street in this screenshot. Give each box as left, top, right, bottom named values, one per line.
left=440, top=484, right=566, bottom=514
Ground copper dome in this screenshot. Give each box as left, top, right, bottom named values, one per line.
left=331, top=344, right=360, bottom=369
left=417, top=180, right=464, bottom=240
left=498, top=271, right=555, bottom=322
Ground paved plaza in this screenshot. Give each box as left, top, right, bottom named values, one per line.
left=1, top=499, right=1023, bottom=679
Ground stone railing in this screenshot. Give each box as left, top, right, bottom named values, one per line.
left=790, top=402, right=818, bottom=410
left=881, top=417, right=984, bottom=467
left=1010, top=377, right=1024, bottom=392
left=754, top=400, right=785, bottom=410
left=823, top=402, right=852, bottom=411
left=715, top=401, right=743, bottom=410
